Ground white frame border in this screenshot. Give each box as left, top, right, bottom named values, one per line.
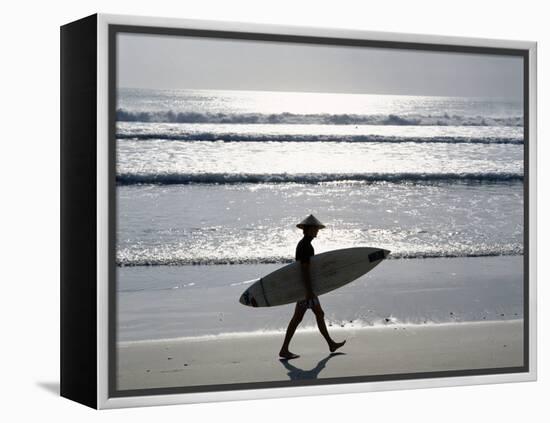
left=96, top=13, right=537, bottom=409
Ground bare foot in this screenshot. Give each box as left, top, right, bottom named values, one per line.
left=279, top=350, right=300, bottom=360
left=329, top=340, right=346, bottom=353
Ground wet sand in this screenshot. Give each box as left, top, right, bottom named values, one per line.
left=117, top=320, right=523, bottom=391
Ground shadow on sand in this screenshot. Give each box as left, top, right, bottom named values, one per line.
left=279, top=352, right=345, bottom=380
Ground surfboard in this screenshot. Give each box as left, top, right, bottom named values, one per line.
left=239, top=247, right=390, bottom=307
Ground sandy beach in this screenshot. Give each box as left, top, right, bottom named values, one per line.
left=117, top=320, right=523, bottom=391
left=117, top=256, right=524, bottom=342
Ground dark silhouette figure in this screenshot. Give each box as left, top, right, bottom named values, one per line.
left=279, top=215, right=346, bottom=360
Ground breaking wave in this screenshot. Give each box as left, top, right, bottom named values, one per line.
left=116, top=248, right=523, bottom=267
left=116, top=131, right=523, bottom=144
left=116, top=109, right=523, bottom=127
left=116, top=172, right=524, bottom=186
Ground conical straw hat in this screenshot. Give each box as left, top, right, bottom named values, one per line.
left=296, top=214, right=326, bottom=229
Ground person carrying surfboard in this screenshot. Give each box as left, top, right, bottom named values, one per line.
left=279, top=214, right=346, bottom=360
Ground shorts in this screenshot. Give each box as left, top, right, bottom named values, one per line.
left=297, top=296, right=320, bottom=309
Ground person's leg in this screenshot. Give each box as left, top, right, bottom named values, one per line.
left=279, top=303, right=307, bottom=359
left=311, top=302, right=346, bottom=352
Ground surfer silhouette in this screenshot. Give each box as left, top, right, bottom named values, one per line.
left=279, top=214, right=346, bottom=360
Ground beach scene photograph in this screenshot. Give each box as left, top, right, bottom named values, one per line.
left=114, top=31, right=525, bottom=392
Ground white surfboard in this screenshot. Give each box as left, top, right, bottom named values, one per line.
left=239, top=247, right=390, bottom=307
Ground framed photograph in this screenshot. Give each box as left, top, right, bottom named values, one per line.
left=60, top=13, right=537, bottom=409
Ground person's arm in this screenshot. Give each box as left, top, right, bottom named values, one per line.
left=300, top=261, right=315, bottom=299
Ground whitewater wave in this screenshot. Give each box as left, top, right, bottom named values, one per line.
left=116, top=109, right=523, bottom=127
left=116, top=248, right=523, bottom=266
left=116, top=131, right=523, bottom=144
left=116, top=172, right=524, bottom=186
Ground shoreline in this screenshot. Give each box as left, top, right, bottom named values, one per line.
left=117, top=320, right=523, bottom=390
left=115, top=252, right=525, bottom=268
left=117, top=255, right=524, bottom=342
left=117, top=319, right=520, bottom=345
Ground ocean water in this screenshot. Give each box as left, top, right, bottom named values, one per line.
left=116, top=88, right=524, bottom=341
